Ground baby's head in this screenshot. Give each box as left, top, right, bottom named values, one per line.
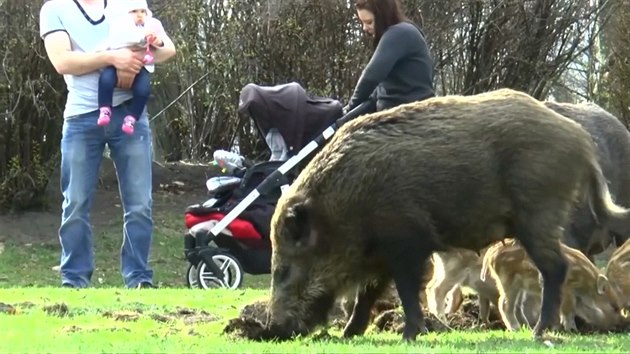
left=124, top=0, right=152, bottom=26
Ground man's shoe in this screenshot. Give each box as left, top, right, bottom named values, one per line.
left=136, top=282, right=157, bottom=289
left=61, top=283, right=77, bottom=289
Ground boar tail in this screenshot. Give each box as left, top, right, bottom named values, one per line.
left=588, top=159, right=630, bottom=235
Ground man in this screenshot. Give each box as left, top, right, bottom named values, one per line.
left=39, top=0, right=176, bottom=288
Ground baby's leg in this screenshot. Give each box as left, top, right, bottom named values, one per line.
left=123, top=68, right=152, bottom=135
left=97, top=66, right=118, bottom=126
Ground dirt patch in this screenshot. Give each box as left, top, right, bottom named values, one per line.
left=62, top=325, right=131, bottom=333
left=0, top=303, right=18, bottom=315
left=238, top=299, right=269, bottom=321
left=43, top=303, right=70, bottom=317
left=373, top=298, right=505, bottom=333
left=147, top=307, right=218, bottom=325
left=102, top=310, right=141, bottom=322
left=223, top=317, right=268, bottom=340
left=168, top=307, right=219, bottom=325
left=223, top=295, right=508, bottom=340
left=100, top=306, right=218, bottom=324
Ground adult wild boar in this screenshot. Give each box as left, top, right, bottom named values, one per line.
left=262, top=88, right=630, bottom=342
left=544, top=101, right=630, bottom=258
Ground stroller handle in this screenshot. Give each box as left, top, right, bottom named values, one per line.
left=335, top=100, right=377, bottom=127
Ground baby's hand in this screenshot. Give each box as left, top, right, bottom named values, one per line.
left=145, top=32, right=163, bottom=47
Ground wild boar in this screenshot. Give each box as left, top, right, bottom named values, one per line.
left=605, top=238, right=630, bottom=314
left=262, top=88, right=630, bottom=342
left=544, top=101, right=630, bottom=258
left=426, top=247, right=499, bottom=324
left=479, top=239, right=540, bottom=330
left=481, top=239, right=625, bottom=331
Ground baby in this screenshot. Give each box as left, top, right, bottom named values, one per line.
left=97, top=0, right=167, bottom=134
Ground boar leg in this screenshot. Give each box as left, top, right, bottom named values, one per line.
left=559, top=294, right=577, bottom=332
left=427, top=271, right=466, bottom=319
left=520, top=291, right=542, bottom=328
left=498, top=285, right=522, bottom=331
left=478, top=294, right=491, bottom=324
left=343, top=277, right=390, bottom=338
left=446, top=286, right=464, bottom=314
left=386, top=252, right=431, bottom=340
left=516, top=226, right=567, bottom=338
left=514, top=290, right=531, bottom=328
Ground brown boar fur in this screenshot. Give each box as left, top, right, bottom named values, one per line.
left=481, top=239, right=625, bottom=331
left=605, top=238, right=630, bottom=313
left=426, top=246, right=499, bottom=324
left=262, top=88, right=630, bottom=342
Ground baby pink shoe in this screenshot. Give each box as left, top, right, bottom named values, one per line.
left=97, top=107, right=111, bottom=126
left=122, top=115, right=136, bottom=135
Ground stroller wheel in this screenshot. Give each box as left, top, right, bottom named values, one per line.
left=197, top=252, right=244, bottom=289
left=186, top=263, right=200, bottom=288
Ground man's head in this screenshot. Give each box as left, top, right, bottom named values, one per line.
left=354, top=0, right=408, bottom=45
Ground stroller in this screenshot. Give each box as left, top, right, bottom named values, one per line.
left=183, top=82, right=345, bottom=289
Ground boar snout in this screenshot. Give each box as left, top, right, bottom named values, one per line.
left=260, top=320, right=309, bottom=341
left=266, top=291, right=336, bottom=340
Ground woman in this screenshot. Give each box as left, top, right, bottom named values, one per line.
left=344, top=0, right=435, bottom=117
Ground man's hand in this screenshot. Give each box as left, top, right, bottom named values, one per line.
left=108, top=48, right=144, bottom=89
left=109, top=48, right=144, bottom=73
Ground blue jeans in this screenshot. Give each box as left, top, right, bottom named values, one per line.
left=59, top=101, right=154, bottom=288
left=98, top=66, right=151, bottom=120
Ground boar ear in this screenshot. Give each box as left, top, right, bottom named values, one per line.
left=285, top=199, right=318, bottom=248
left=596, top=274, right=609, bottom=295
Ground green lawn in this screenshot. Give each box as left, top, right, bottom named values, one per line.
left=1, top=210, right=629, bottom=352
left=0, top=209, right=271, bottom=289
left=1, top=287, right=629, bottom=353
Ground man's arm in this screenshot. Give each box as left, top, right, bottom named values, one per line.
left=43, top=31, right=144, bottom=76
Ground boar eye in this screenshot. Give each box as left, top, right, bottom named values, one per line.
left=274, top=265, right=290, bottom=284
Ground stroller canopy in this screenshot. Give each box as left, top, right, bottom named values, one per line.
left=238, top=82, right=343, bottom=155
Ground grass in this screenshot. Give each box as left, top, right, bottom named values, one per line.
left=1, top=208, right=629, bottom=352
left=0, top=209, right=271, bottom=289
left=1, top=287, right=629, bottom=353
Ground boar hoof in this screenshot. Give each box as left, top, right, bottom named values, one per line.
left=342, top=325, right=362, bottom=339
left=532, top=325, right=546, bottom=340
left=401, top=324, right=427, bottom=341
left=402, top=331, right=417, bottom=341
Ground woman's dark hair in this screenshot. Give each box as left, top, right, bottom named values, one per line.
left=355, top=0, right=409, bottom=47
